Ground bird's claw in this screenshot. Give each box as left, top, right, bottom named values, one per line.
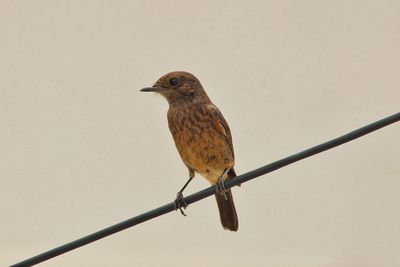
left=174, top=192, right=188, bottom=216
left=216, top=180, right=228, bottom=200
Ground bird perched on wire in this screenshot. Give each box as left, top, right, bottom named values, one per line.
left=141, top=71, right=238, bottom=231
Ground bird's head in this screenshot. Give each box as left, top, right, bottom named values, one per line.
left=141, top=71, right=210, bottom=104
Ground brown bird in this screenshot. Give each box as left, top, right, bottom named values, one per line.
left=141, top=71, right=238, bottom=231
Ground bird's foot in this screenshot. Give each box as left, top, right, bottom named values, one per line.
left=174, top=191, right=188, bottom=216
left=216, top=180, right=228, bottom=200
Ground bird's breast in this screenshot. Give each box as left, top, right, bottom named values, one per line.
left=167, top=105, right=234, bottom=184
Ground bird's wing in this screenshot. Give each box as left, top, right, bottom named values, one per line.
left=206, top=104, right=235, bottom=158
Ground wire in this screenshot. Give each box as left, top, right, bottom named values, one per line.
left=10, top=112, right=400, bottom=267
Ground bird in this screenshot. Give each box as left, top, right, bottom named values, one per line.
left=141, top=71, right=238, bottom=231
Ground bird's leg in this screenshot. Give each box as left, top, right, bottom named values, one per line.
left=216, top=168, right=230, bottom=200
left=174, top=178, right=192, bottom=216
left=174, top=170, right=195, bottom=216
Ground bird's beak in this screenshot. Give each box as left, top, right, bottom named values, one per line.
left=140, top=87, right=161, bottom=92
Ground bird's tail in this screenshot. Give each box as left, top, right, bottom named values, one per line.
left=215, top=169, right=238, bottom=231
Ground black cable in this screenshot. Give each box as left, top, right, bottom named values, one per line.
left=10, top=112, right=400, bottom=267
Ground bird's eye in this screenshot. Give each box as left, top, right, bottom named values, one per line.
left=169, top=78, right=178, bottom=86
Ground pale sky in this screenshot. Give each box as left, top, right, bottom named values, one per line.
left=1, top=1, right=399, bottom=266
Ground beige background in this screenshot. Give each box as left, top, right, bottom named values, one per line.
left=1, top=1, right=399, bottom=266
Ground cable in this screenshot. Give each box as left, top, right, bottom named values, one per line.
left=10, top=112, right=400, bottom=267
